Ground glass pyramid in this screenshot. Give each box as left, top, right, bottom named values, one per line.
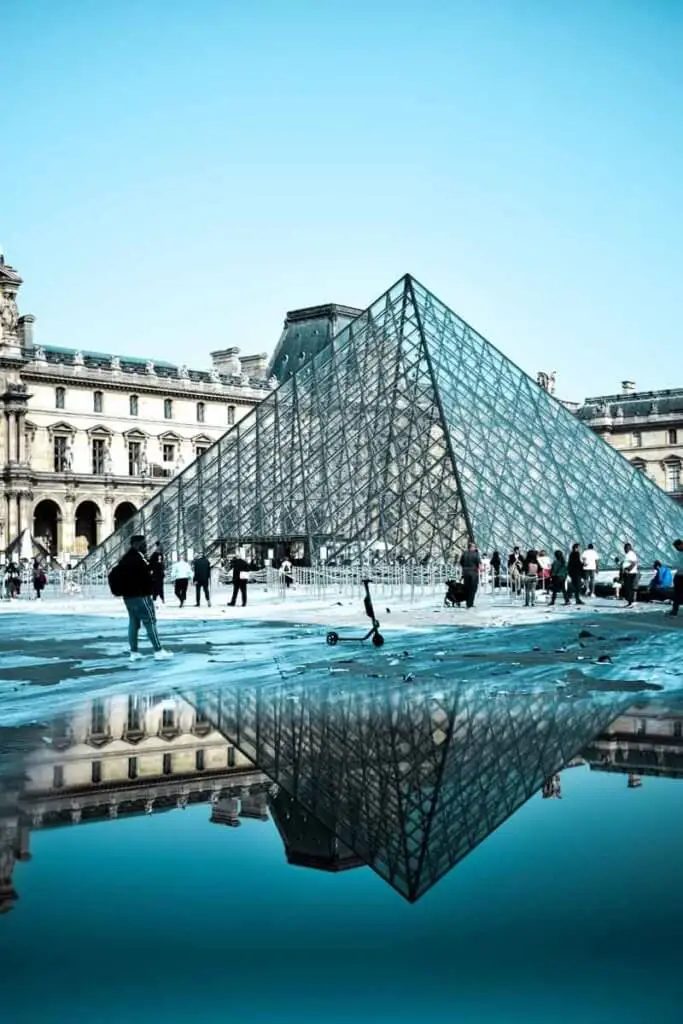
left=182, top=676, right=629, bottom=901
left=83, top=274, right=683, bottom=571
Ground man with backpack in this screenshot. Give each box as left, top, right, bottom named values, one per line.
left=108, top=534, right=173, bottom=662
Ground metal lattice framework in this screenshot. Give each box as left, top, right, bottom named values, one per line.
left=82, top=274, right=683, bottom=571
left=183, top=677, right=628, bottom=902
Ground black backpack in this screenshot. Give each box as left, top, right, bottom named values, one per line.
left=108, top=563, right=123, bottom=597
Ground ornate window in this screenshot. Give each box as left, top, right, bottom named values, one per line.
left=227, top=405, right=235, bottom=426
left=667, top=428, right=678, bottom=445
left=128, top=441, right=142, bottom=476
left=92, top=437, right=106, bottom=475
left=53, top=435, right=69, bottom=472
left=630, top=458, right=646, bottom=473
left=164, top=398, right=173, bottom=420
left=196, top=445, right=208, bottom=457
left=93, top=390, right=103, bottom=413
left=162, top=442, right=176, bottom=464
left=129, top=394, right=139, bottom=416
left=55, top=386, right=65, bottom=410
left=665, top=461, right=681, bottom=493
left=196, top=401, right=205, bottom=423
left=631, top=431, right=642, bottom=448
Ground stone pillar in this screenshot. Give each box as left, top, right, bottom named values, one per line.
left=6, top=413, right=16, bottom=465
left=61, top=498, right=76, bottom=558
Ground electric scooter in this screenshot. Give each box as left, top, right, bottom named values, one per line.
left=326, top=579, right=385, bottom=647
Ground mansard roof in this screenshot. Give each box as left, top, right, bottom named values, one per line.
left=26, top=344, right=271, bottom=391
left=578, top=387, right=683, bottom=420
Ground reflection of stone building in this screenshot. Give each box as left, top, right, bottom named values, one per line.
left=0, top=255, right=273, bottom=561
left=578, top=383, right=683, bottom=505
left=582, top=705, right=683, bottom=780
left=0, top=695, right=271, bottom=914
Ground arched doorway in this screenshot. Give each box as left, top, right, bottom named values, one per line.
left=75, top=500, right=101, bottom=552
left=114, top=501, right=137, bottom=531
left=33, top=499, right=61, bottom=555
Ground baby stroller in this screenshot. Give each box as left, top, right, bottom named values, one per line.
left=444, top=579, right=466, bottom=608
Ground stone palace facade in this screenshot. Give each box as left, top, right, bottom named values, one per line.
left=0, top=256, right=274, bottom=562
left=578, top=381, right=683, bottom=505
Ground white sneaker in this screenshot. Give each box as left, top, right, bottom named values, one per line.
left=154, top=649, right=174, bottom=661
left=129, top=652, right=143, bottom=662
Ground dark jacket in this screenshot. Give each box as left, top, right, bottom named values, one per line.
left=149, top=550, right=165, bottom=581
left=460, top=549, right=481, bottom=576
left=193, top=555, right=211, bottom=585
left=117, top=549, right=154, bottom=598
left=567, top=551, right=583, bottom=579
left=551, top=557, right=567, bottom=579
left=231, top=557, right=249, bottom=583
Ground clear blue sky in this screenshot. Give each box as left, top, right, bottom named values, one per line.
left=2, top=0, right=681, bottom=402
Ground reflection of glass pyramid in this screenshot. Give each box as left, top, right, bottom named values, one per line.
left=83, top=274, right=683, bottom=570
left=183, top=678, right=628, bottom=902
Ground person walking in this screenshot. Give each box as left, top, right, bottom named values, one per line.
left=460, top=541, right=481, bottom=609
left=171, top=554, right=193, bottom=607
left=108, top=534, right=173, bottom=662
left=567, top=543, right=585, bottom=605
left=581, top=543, right=599, bottom=597
left=148, top=541, right=166, bottom=603
left=32, top=559, right=47, bottom=600
left=490, top=551, right=502, bottom=589
left=621, top=543, right=639, bottom=608
left=193, top=551, right=212, bottom=607
left=522, top=549, right=539, bottom=607
left=227, top=553, right=250, bottom=608
left=669, top=539, right=683, bottom=616
left=549, top=550, right=569, bottom=606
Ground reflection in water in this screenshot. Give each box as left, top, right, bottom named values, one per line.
left=1, top=677, right=682, bottom=913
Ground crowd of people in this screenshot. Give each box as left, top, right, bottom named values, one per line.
left=107, top=535, right=272, bottom=661
left=458, top=538, right=683, bottom=615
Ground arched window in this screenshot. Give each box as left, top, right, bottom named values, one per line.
left=227, top=405, right=235, bottom=426
left=55, top=387, right=65, bottom=410
left=129, top=394, right=139, bottom=417
left=196, top=401, right=205, bottom=423
left=164, top=398, right=173, bottom=420
left=93, top=390, right=103, bottom=413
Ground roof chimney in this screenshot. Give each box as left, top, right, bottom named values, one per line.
left=621, top=380, right=636, bottom=394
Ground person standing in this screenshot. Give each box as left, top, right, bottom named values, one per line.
left=621, top=543, right=639, bottom=608
left=171, top=554, right=193, bottom=608
left=193, top=551, right=212, bottom=607
left=280, top=557, right=293, bottom=589
left=567, top=543, right=585, bottom=605
left=149, top=541, right=166, bottom=603
left=522, top=549, right=539, bottom=607
left=581, top=543, right=599, bottom=597
left=459, top=541, right=481, bottom=609
left=549, top=550, right=569, bottom=606
left=227, top=553, right=250, bottom=608
left=669, top=538, right=683, bottom=617
left=108, top=535, right=173, bottom=662
left=507, top=547, right=523, bottom=596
